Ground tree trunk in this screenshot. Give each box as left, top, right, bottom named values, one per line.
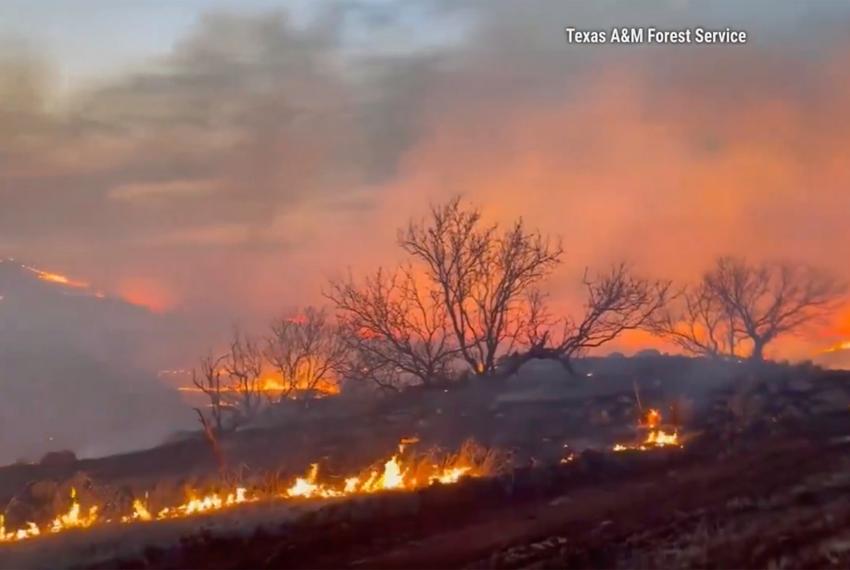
left=750, top=339, right=765, bottom=362
left=559, top=357, right=576, bottom=377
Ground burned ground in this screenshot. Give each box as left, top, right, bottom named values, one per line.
left=2, top=356, right=850, bottom=568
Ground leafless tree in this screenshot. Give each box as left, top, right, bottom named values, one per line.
left=222, top=328, right=265, bottom=420
left=500, top=264, right=672, bottom=375
left=326, top=267, right=459, bottom=388
left=192, top=352, right=231, bottom=434
left=336, top=340, right=407, bottom=393
left=649, top=281, right=742, bottom=359
left=265, top=306, right=349, bottom=400
left=706, top=257, right=843, bottom=361
left=399, top=197, right=563, bottom=376
left=652, top=257, right=844, bottom=361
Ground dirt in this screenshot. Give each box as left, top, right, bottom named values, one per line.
left=3, top=358, right=850, bottom=569
left=62, top=426, right=850, bottom=569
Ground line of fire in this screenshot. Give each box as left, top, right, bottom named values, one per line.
left=4, top=3, right=850, bottom=569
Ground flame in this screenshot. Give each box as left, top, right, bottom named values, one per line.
left=641, top=408, right=661, bottom=429
left=1, top=488, right=98, bottom=542
left=613, top=429, right=680, bottom=452
left=644, top=429, right=679, bottom=447
left=285, top=437, right=461, bottom=499
left=177, top=372, right=340, bottom=397
left=24, top=266, right=90, bottom=289
left=613, top=409, right=682, bottom=452
left=0, top=439, right=495, bottom=544
left=822, top=340, right=850, bottom=354
left=49, top=488, right=99, bottom=533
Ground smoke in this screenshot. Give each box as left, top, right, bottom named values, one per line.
left=2, top=2, right=850, bottom=355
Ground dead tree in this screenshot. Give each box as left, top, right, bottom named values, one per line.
left=649, top=281, right=742, bottom=359
left=193, top=409, right=226, bottom=470
left=500, top=264, right=672, bottom=376
left=265, top=306, right=349, bottom=400
left=192, top=352, right=230, bottom=433
left=326, top=267, right=460, bottom=388
left=399, top=197, right=562, bottom=376
left=222, top=328, right=265, bottom=421
left=704, top=257, right=844, bottom=361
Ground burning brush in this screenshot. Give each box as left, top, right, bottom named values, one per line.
left=0, top=438, right=507, bottom=544
left=612, top=408, right=682, bottom=452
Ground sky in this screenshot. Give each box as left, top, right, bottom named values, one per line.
left=2, top=0, right=850, bottom=362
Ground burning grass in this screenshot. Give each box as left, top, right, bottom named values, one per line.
left=0, top=439, right=506, bottom=545
left=612, top=408, right=683, bottom=452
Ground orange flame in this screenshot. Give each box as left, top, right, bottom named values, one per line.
left=0, top=439, right=495, bottom=544
left=613, top=409, right=682, bottom=452
left=23, top=265, right=90, bottom=289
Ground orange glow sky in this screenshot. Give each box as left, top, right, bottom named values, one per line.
left=3, top=1, right=850, bottom=362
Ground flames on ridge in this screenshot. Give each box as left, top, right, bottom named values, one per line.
left=0, top=438, right=499, bottom=544
left=177, top=371, right=340, bottom=398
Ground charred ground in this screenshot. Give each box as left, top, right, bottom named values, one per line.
left=2, top=355, right=850, bottom=568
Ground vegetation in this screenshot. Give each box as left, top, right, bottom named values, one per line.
left=192, top=201, right=844, bottom=433
left=651, top=257, right=844, bottom=361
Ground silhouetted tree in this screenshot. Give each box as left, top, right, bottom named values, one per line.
left=652, top=257, right=844, bottom=361
left=707, top=257, right=843, bottom=361
left=222, top=328, right=265, bottom=420
left=327, top=267, right=459, bottom=388
left=649, top=281, right=740, bottom=358
left=192, top=352, right=230, bottom=433
left=500, top=264, right=672, bottom=375
left=399, top=198, right=563, bottom=376
left=265, top=307, right=348, bottom=400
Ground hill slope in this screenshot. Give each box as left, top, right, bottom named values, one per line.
left=0, top=259, right=190, bottom=464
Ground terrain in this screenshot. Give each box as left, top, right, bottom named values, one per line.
left=2, top=355, right=850, bottom=568
left=0, top=259, right=191, bottom=462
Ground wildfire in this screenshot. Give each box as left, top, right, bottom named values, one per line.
left=23, top=265, right=90, bottom=289
left=0, top=439, right=495, bottom=545
left=613, top=408, right=682, bottom=452
left=822, top=340, right=850, bottom=354
left=1, top=488, right=98, bottom=542
left=177, top=372, right=340, bottom=398
left=285, top=437, right=474, bottom=498
left=642, top=408, right=661, bottom=428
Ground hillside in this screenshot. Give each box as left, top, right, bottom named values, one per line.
left=0, top=259, right=190, bottom=463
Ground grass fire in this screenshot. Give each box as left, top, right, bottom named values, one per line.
left=0, top=438, right=503, bottom=545
left=4, top=3, right=850, bottom=569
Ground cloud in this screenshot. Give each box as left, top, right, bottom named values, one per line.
left=108, top=178, right=221, bottom=202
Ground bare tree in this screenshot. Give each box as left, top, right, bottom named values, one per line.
left=326, top=267, right=459, bottom=388
left=399, top=197, right=563, bottom=376
left=192, top=352, right=231, bottom=433
left=705, top=257, right=844, bottom=361
left=500, top=264, right=672, bottom=376
left=649, top=281, right=742, bottom=359
left=222, top=328, right=265, bottom=421
left=652, top=257, right=844, bottom=361
left=336, top=340, right=406, bottom=393
left=265, top=307, right=349, bottom=400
